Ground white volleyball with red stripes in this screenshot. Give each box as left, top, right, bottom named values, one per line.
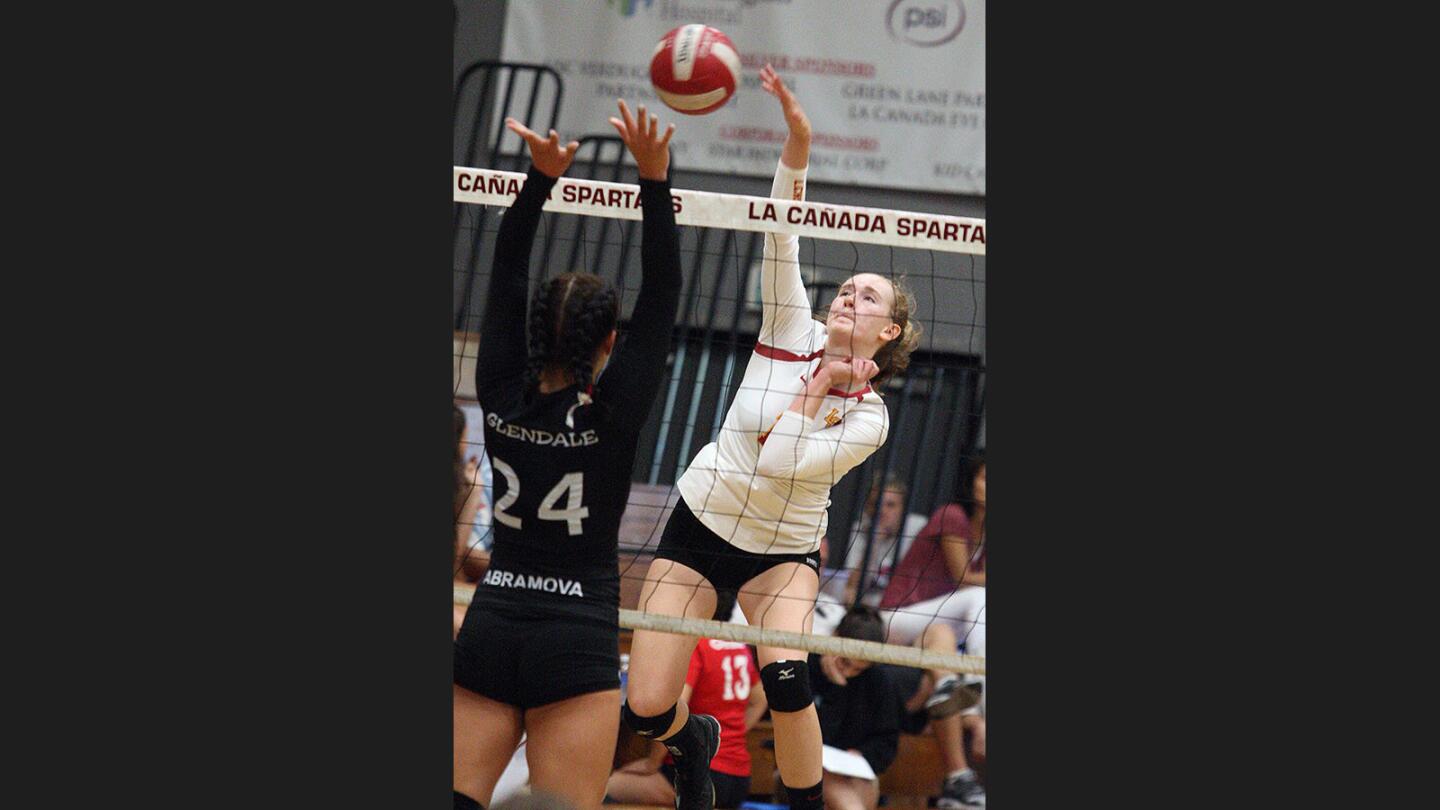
left=649, top=24, right=741, bottom=115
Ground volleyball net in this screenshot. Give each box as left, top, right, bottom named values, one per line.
left=453, top=162, right=985, bottom=675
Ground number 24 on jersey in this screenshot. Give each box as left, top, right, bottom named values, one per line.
left=490, top=457, right=590, bottom=535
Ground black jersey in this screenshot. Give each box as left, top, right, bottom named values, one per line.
left=468, top=166, right=682, bottom=625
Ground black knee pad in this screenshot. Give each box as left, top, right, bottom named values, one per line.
left=622, top=700, right=677, bottom=738
left=761, top=660, right=813, bottom=713
left=453, top=791, right=482, bottom=810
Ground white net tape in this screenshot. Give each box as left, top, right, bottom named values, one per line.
left=455, top=167, right=986, bottom=256
left=454, top=583, right=984, bottom=675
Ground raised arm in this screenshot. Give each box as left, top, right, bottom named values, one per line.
left=472, top=119, right=581, bottom=400
left=595, top=100, right=684, bottom=435
left=757, top=64, right=816, bottom=350
left=764, top=64, right=812, bottom=173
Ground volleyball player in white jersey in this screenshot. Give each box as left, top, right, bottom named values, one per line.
left=622, top=66, right=921, bottom=810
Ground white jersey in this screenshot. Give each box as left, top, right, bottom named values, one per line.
left=676, top=160, right=890, bottom=555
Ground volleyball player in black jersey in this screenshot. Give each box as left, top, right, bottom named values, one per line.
left=453, top=101, right=700, bottom=810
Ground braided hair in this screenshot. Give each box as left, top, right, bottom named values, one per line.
left=523, top=272, right=621, bottom=397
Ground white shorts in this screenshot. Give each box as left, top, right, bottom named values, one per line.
left=880, top=586, right=986, bottom=660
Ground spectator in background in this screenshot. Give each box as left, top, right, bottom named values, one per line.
left=607, top=590, right=767, bottom=809
left=878, top=455, right=987, bottom=806
left=841, top=474, right=929, bottom=609
left=879, top=456, right=986, bottom=670
left=454, top=404, right=491, bottom=636
left=804, top=607, right=901, bottom=810
left=454, top=403, right=492, bottom=584
left=885, top=621, right=986, bottom=807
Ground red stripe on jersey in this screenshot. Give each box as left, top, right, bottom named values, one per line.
left=799, top=372, right=874, bottom=403
left=753, top=342, right=824, bottom=363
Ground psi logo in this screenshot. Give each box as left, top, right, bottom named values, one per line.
left=886, top=0, right=966, bottom=46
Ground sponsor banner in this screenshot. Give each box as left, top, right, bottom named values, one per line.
left=497, top=0, right=985, bottom=195
left=455, top=167, right=986, bottom=254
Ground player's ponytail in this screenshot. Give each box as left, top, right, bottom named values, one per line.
left=871, top=277, right=921, bottom=387
left=523, top=272, right=620, bottom=397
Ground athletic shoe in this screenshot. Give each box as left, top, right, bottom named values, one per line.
left=668, top=714, right=721, bottom=810
left=925, top=676, right=980, bottom=719
left=937, top=772, right=986, bottom=808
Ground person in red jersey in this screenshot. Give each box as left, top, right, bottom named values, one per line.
left=607, top=593, right=768, bottom=809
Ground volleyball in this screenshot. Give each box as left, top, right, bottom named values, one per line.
left=649, top=24, right=741, bottom=115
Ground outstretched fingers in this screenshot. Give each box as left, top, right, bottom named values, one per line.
left=506, top=116, right=581, bottom=176
left=637, top=103, right=654, bottom=140
left=760, top=63, right=784, bottom=98
left=545, top=129, right=580, bottom=160
left=617, top=99, right=639, bottom=137
left=505, top=116, right=540, bottom=145
left=612, top=98, right=674, bottom=180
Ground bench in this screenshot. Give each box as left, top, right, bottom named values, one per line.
left=744, top=721, right=946, bottom=809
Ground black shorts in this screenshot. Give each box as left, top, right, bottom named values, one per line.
left=454, top=607, right=619, bottom=709
left=655, top=497, right=822, bottom=594
left=658, top=764, right=750, bottom=809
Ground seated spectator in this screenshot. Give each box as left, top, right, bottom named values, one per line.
left=878, top=455, right=985, bottom=674
left=454, top=403, right=492, bottom=584
left=605, top=590, right=767, bottom=809
left=877, top=455, right=987, bottom=807
left=453, top=404, right=491, bottom=635
left=803, top=606, right=901, bottom=810
left=841, top=474, right=929, bottom=609
left=884, top=622, right=987, bottom=807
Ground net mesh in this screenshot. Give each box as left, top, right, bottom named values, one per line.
left=454, top=158, right=984, bottom=672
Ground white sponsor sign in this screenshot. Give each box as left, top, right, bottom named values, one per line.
left=497, top=0, right=985, bottom=195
